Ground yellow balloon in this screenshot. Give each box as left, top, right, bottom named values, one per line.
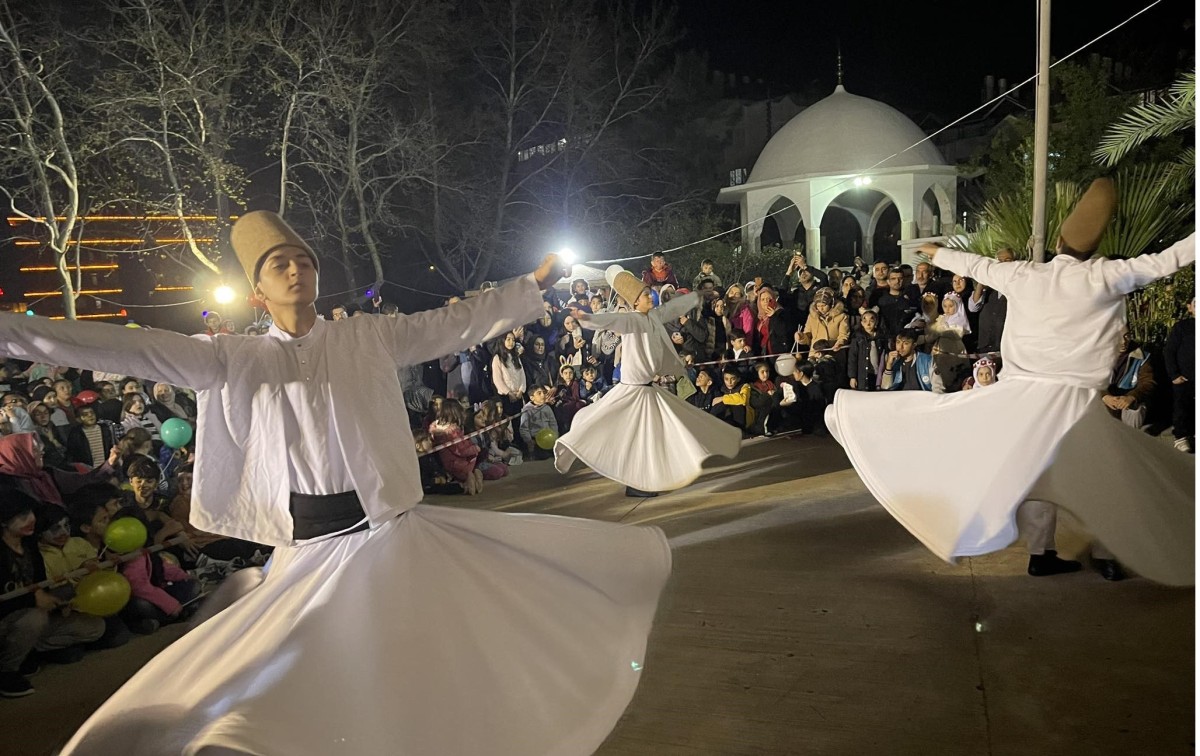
left=159, top=551, right=179, bottom=566
left=125, top=323, right=141, bottom=328
left=73, top=571, right=131, bottom=616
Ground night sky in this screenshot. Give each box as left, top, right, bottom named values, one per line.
left=676, top=0, right=1194, bottom=117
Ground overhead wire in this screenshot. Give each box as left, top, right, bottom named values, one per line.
left=580, top=0, right=1164, bottom=267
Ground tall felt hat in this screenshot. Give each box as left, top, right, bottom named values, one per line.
left=605, top=265, right=647, bottom=307
left=230, top=210, right=319, bottom=283
left=1059, top=177, right=1117, bottom=254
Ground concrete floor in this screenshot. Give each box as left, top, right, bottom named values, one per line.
left=2, top=435, right=1193, bottom=755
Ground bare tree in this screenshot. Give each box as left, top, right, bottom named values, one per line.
left=85, top=0, right=265, bottom=274
left=419, top=0, right=679, bottom=290
left=0, top=6, right=82, bottom=317
left=266, top=0, right=445, bottom=292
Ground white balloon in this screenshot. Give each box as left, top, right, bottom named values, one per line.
left=604, top=265, right=625, bottom=287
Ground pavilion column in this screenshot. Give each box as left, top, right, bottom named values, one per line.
left=741, top=217, right=764, bottom=254
left=900, top=220, right=919, bottom=241
left=806, top=226, right=822, bottom=268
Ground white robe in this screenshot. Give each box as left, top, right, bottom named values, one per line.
left=554, top=293, right=742, bottom=490
left=827, top=235, right=1196, bottom=585
left=0, top=276, right=671, bottom=755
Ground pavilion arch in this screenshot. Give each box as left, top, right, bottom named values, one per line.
left=717, top=83, right=957, bottom=268
left=757, top=195, right=807, bottom=249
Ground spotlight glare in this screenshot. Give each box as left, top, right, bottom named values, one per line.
left=863, top=176, right=872, bottom=185
left=557, top=248, right=577, bottom=266
left=213, top=285, right=236, bottom=305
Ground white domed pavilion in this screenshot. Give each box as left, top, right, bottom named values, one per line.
left=717, top=83, right=957, bottom=267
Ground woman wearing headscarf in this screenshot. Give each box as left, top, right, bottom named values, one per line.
left=26, top=402, right=69, bottom=471
left=754, top=288, right=793, bottom=357
left=148, top=383, right=194, bottom=424
left=0, top=432, right=118, bottom=506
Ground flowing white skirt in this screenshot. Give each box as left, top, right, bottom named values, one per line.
left=826, top=377, right=1193, bottom=585
left=554, top=383, right=742, bottom=492
left=61, top=505, right=671, bottom=755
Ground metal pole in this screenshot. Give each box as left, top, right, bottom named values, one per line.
left=1030, top=0, right=1052, bottom=262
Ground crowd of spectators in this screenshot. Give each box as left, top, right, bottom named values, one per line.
left=0, top=366, right=265, bottom=698
left=1, top=244, right=1191, bottom=698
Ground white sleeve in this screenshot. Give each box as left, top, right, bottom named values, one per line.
left=0, top=314, right=225, bottom=389
left=1100, top=233, right=1196, bottom=296
left=373, top=274, right=545, bottom=367
left=934, top=248, right=1024, bottom=292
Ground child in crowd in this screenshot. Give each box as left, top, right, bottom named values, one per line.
left=123, top=458, right=195, bottom=563
left=113, top=506, right=200, bottom=634
left=428, top=401, right=485, bottom=494
left=810, top=339, right=843, bottom=405
left=710, top=366, right=753, bottom=432
left=552, top=364, right=587, bottom=432
left=578, top=364, right=606, bottom=402
left=121, top=393, right=162, bottom=444
left=519, top=386, right=559, bottom=461
left=748, top=362, right=779, bottom=436
left=781, top=361, right=827, bottom=435
left=474, top=400, right=522, bottom=468
left=36, top=502, right=131, bottom=650
left=413, top=430, right=466, bottom=495
left=687, top=369, right=718, bottom=412
left=65, top=404, right=119, bottom=469
left=0, top=491, right=104, bottom=696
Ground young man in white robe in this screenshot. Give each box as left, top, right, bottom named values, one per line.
left=827, top=178, right=1194, bottom=586
left=2, top=211, right=672, bottom=756
left=554, top=267, right=742, bottom=497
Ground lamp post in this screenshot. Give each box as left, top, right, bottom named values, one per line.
left=1030, top=0, right=1052, bottom=262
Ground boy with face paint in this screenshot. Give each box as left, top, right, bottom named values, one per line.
left=13, top=211, right=671, bottom=755
left=0, top=491, right=105, bottom=697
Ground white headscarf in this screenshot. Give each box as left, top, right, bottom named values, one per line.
left=939, top=292, right=971, bottom=334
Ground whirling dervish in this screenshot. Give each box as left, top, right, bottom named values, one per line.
left=554, top=266, right=742, bottom=496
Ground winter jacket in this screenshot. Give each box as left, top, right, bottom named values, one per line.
left=429, top=422, right=481, bottom=483
left=518, top=402, right=558, bottom=448
left=847, top=328, right=888, bottom=389
left=120, top=550, right=192, bottom=616
left=801, top=302, right=850, bottom=348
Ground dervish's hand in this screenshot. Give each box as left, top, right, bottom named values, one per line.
left=915, top=243, right=940, bottom=260
left=534, top=255, right=570, bottom=291
left=1173, top=376, right=1189, bottom=385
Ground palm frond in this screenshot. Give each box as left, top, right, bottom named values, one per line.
left=1097, top=163, right=1193, bottom=257
left=1094, top=71, right=1195, bottom=166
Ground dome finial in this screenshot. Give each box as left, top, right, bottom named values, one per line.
left=836, top=41, right=843, bottom=86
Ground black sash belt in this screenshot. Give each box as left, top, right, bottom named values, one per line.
left=290, top=490, right=370, bottom=540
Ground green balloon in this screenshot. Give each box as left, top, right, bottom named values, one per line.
left=104, top=517, right=147, bottom=554
left=534, top=427, right=558, bottom=450
left=73, top=571, right=131, bottom=616
left=160, top=417, right=193, bottom=449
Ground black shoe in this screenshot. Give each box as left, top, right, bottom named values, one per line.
left=17, top=655, right=40, bottom=677
left=1095, top=558, right=1127, bottom=582
left=0, top=672, right=33, bottom=698
left=38, top=647, right=84, bottom=665
left=1027, top=550, right=1082, bottom=577
left=624, top=487, right=658, bottom=498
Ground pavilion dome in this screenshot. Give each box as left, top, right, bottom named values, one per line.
left=747, top=85, right=947, bottom=184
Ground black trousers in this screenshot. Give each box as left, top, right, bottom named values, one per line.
left=1173, top=383, right=1194, bottom=439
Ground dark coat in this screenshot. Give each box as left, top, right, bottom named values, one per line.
left=66, top=421, right=118, bottom=468
left=847, top=328, right=888, bottom=389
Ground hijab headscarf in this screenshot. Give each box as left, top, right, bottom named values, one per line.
left=972, top=357, right=998, bottom=387
left=940, top=291, right=972, bottom=334
left=756, top=290, right=778, bottom=349
left=4, top=406, right=35, bottom=435
left=152, top=383, right=189, bottom=419
left=0, top=432, right=62, bottom=504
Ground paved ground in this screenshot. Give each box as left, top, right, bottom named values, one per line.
left=3, top=435, right=1193, bottom=755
